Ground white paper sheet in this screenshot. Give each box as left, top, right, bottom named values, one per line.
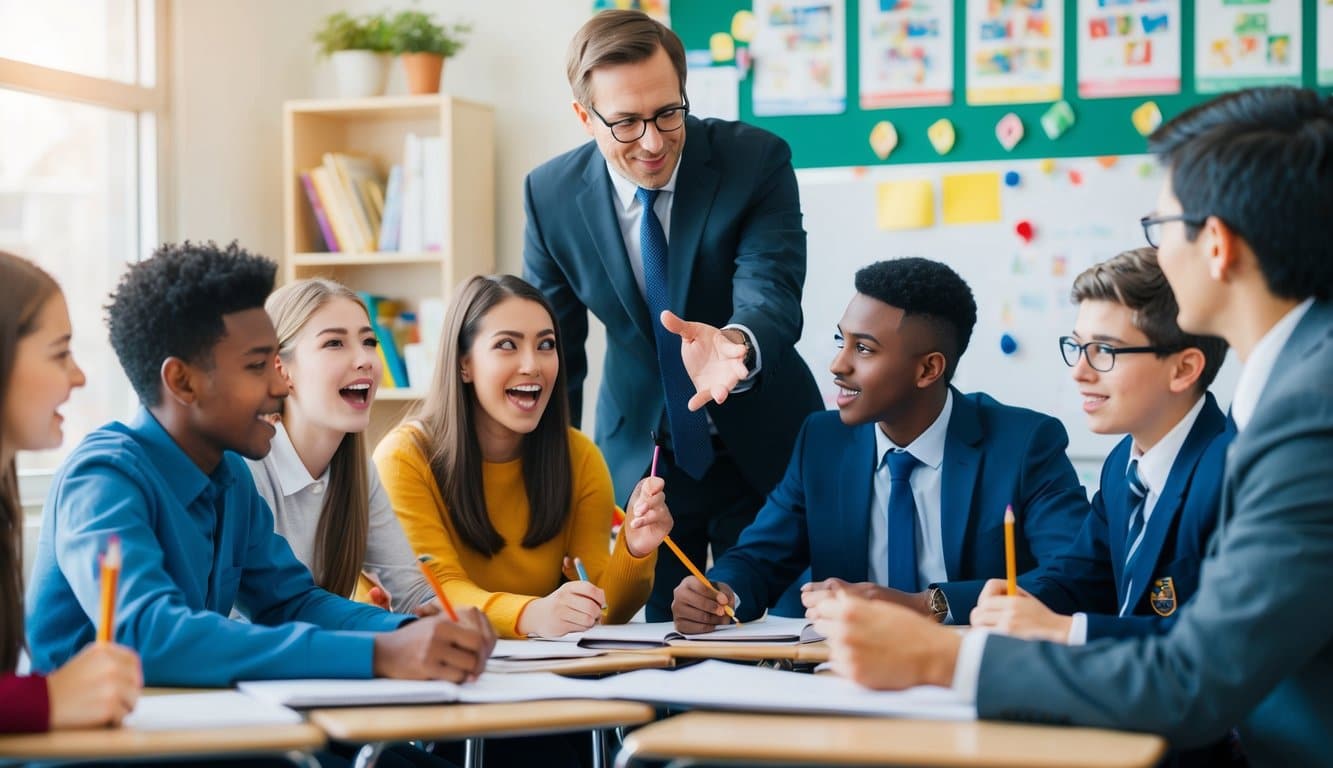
left=124, top=691, right=302, bottom=730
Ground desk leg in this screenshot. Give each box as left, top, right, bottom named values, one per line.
left=591, top=729, right=607, bottom=768
left=286, top=749, right=323, bottom=768
left=353, top=741, right=386, bottom=768
left=464, top=736, right=485, bottom=768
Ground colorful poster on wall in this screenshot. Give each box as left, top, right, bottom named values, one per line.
left=591, top=0, right=669, bottom=25
left=1077, top=0, right=1181, bottom=97
left=859, top=0, right=954, bottom=108
left=1195, top=0, right=1302, bottom=93
left=1320, top=0, right=1333, bottom=87
left=752, top=0, right=847, bottom=115
left=965, top=0, right=1064, bottom=105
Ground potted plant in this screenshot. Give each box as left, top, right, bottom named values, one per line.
left=389, top=10, right=470, bottom=95
left=315, top=11, right=393, bottom=98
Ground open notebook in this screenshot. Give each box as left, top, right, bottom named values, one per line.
left=575, top=616, right=824, bottom=649
left=124, top=691, right=302, bottom=730
left=237, top=671, right=604, bottom=708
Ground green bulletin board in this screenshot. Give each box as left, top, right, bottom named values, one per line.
left=669, top=0, right=1331, bottom=169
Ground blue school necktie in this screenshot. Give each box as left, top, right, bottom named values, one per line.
left=637, top=186, right=713, bottom=479
left=1119, top=459, right=1149, bottom=615
left=885, top=450, right=921, bottom=592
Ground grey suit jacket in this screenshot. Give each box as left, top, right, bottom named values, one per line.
left=977, top=300, right=1333, bottom=767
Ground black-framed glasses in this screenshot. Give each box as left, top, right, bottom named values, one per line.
left=587, top=99, right=689, bottom=143
left=1059, top=336, right=1175, bottom=373
left=1140, top=213, right=1207, bottom=248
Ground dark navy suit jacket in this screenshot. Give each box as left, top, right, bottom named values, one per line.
left=708, top=390, right=1090, bottom=621
left=523, top=116, right=821, bottom=500
left=1028, top=393, right=1232, bottom=640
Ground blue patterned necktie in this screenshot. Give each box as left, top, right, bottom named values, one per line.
left=885, top=450, right=921, bottom=592
left=636, top=186, right=713, bottom=479
left=1119, top=459, right=1149, bottom=615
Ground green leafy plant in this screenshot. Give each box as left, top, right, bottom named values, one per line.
left=389, top=10, right=470, bottom=57
left=314, top=11, right=393, bottom=56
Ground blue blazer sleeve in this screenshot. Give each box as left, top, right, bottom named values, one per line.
left=1027, top=470, right=1121, bottom=618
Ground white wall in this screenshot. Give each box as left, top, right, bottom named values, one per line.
left=170, top=0, right=607, bottom=421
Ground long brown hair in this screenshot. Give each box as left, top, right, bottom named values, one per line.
left=0, top=251, right=61, bottom=671
left=412, top=275, right=572, bottom=556
left=265, top=278, right=371, bottom=598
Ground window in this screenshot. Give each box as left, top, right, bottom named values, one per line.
left=0, top=0, right=166, bottom=503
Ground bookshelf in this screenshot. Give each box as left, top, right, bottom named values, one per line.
left=282, top=94, right=495, bottom=446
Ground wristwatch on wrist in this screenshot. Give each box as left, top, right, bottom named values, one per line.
left=725, top=328, right=756, bottom=372
left=926, top=586, right=949, bottom=623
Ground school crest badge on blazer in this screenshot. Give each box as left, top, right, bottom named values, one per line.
left=1150, top=577, right=1177, bottom=617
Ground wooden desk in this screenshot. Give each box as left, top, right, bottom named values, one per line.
left=664, top=641, right=829, bottom=664
left=0, top=722, right=325, bottom=765
left=615, top=711, right=1167, bottom=768
left=311, top=699, right=656, bottom=768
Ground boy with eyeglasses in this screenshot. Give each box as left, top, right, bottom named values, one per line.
left=970, top=247, right=1231, bottom=653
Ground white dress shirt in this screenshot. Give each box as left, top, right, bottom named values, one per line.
left=956, top=297, right=1316, bottom=701
left=245, top=421, right=435, bottom=612
left=1066, top=394, right=1206, bottom=644
left=868, top=390, right=953, bottom=591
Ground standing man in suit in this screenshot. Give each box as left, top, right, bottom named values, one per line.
left=809, top=87, right=1333, bottom=766
left=524, top=10, right=821, bottom=619
left=971, top=247, right=1232, bottom=644
left=671, top=258, right=1089, bottom=631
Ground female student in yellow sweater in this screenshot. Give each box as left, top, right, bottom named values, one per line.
left=0, top=250, right=141, bottom=733
left=374, top=274, right=673, bottom=639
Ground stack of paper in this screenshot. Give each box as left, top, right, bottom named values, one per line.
left=124, top=691, right=302, bottom=731
left=577, top=616, right=824, bottom=648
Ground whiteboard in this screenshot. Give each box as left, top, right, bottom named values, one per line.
left=791, top=156, right=1238, bottom=465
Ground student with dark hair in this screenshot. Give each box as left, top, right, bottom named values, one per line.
left=810, top=87, right=1333, bottom=767
left=375, top=274, right=674, bottom=641
left=972, top=247, right=1231, bottom=644
left=672, top=257, right=1088, bottom=632
left=25, top=241, right=494, bottom=689
left=0, top=251, right=141, bottom=734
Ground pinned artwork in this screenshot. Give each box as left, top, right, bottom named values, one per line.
left=928, top=118, right=957, bottom=155
left=731, top=10, right=757, bottom=43
left=1040, top=100, right=1076, bottom=140
left=876, top=179, right=935, bottom=230
left=1132, top=101, right=1163, bottom=137
left=869, top=121, right=899, bottom=160
left=941, top=172, right=1001, bottom=224
left=995, top=113, right=1025, bottom=151
left=710, top=32, right=736, bottom=63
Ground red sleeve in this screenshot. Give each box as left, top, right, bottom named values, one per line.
left=0, top=672, right=50, bottom=733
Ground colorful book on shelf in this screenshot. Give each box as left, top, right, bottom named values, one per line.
left=359, top=292, right=410, bottom=388
left=299, top=171, right=339, bottom=252
left=377, top=164, right=403, bottom=252
left=399, top=133, right=424, bottom=253
left=420, top=136, right=445, bottom=252
left=308, top=166, right=359, bottom=256
left=324, top=153, right=377, bottom=252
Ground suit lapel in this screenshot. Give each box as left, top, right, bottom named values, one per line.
left=666, top=119, right=719, bottom=315
left=839, top=423, right=875, bottom=583
left=941, top=389, right=982, bottom=580
left=1102, top=444, right=1133, bottom=596
left=575, top=159, right=653, bottom=342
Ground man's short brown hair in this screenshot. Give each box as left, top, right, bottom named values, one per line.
left=1071, top=246, right=1228, bottom=391
left=566, top=10, right=687, bottom=107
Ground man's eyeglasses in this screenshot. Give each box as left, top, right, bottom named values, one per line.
left=1140, top=213, right=1206, bottom=248
left=1059, top=336, right=1175, bottom=373
left=587, top=99, right=689, bottom=144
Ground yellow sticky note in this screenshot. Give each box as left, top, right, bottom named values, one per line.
left=876, top=179, right=935, bottom=231
left=709, top=32, right=735, bottom=63
left=941, top=172, right=1002, bottom=225
left=731, top=10, right=757, bottom=43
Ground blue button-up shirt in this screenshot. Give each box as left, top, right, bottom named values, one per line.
left=26, top=408, right=406, bottom=686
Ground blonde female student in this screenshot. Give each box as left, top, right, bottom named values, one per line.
left=375, top=275, right=673, bottom=639
left=245, top=278, right=438, bottom=615
left=0, top=251, right=141, bottom=733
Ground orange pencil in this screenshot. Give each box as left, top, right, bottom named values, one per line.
left=1004, top=505, right=1017, bottom=597
left=97, top=535, right=121, bottom=644
left=416, top=554, right=460, bottom=622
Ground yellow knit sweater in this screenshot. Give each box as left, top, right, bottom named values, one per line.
left=373, top=424, right=656, bottom=638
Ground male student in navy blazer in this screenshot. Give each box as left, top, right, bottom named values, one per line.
left=971, top=247, right=1231, bottom=651
left=671, top=258, right=1089, bottom=631
left=523, top=11, right=821, bottom=620
left=808, top=87, right=1333, bottom=767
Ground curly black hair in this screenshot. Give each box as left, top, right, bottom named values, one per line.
left=106, top=241, right=277, bottom=406
left=854, top=258, right=977, bottom=383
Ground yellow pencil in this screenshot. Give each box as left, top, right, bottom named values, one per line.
left=662, top=535, right=740, bottom=625
left=1004, top=505, right=1017, bottom=597
left=416, top=554, right=460, bottom=622
left=97, top=535, right=121, bottom=645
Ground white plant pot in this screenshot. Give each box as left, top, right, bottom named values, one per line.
left=330, top=50, right=389, bottom=98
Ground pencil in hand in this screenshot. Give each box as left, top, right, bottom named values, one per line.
left=416, top=554, right=460, bottom=622
left=662, top=536, right=740, bottom=625
left=1004, top=505, right=1018, bottom=597
left=97, top=535, right=121, bottom=645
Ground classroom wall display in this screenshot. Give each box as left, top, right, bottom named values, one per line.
left=791, top=156, right=1240, bottom=461
left=752, top=0, right=848, bottom=115
left=1195, top=0, right=1302, bottom=93
left=965, top=0, right=1065, bottom=105
left=594, top=0, right=670, bottom=25
left=1077, top=0, right=1181, bottom=97
left=1320, top=0, right=1333, bottom=87
left=859, top=0, right=954, bottom=108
